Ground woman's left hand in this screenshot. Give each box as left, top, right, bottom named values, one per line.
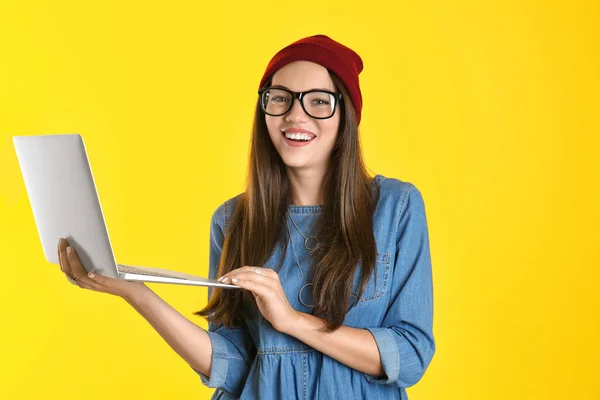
left=218, top=266, right=299, bottom=334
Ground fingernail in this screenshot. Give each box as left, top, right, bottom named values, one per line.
left=58, top=238, right=62, bottom=247
left=221, top=277, right=229, bottom=283
left=231, top=278, right=238, bottom=283
left=88, top=272, right=95, bottom=279
left=67, top=246, right=72, bottom=253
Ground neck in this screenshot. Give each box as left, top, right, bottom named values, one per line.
left=286, top=167, right=327, bottom=206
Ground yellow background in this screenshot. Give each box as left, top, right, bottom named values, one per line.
left=1, top=0, right=598, bottom=399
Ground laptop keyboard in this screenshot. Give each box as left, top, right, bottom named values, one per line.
left=117, top=264, right=188, bottom=280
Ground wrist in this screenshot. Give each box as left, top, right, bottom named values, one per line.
left=122, top=284, right=152, bottom=306
left=282, top=310, right=305, bottom=335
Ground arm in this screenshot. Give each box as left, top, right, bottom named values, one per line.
left=285, top=185, right=436, bottom=388
left=60, top=197, right=252, bottom=396
left=284, top=312, right=384, bottom=377
left=191, top=202, right=256, bottom=394
left=125, top=286, right=213, bottom=376
left=127, top=202, right=255, bottom=397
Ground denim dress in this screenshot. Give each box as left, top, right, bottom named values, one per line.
left=193, top=175, right=435, bottom=399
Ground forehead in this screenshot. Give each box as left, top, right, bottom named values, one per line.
left=271, top=61, right=336, bottom=92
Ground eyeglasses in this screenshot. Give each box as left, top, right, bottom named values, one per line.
left=258, top=87, right=342, bottom=119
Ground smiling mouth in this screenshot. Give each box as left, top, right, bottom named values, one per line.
left=281, top=131, right=316, bottom=142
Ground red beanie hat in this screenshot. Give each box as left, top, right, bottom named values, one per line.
left=258, top=34, right=364, bottom=125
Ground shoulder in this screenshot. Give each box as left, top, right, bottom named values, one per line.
left=374, top=174, right=426, bottom=221
left=372, top=174, right=430, bottom=261
left=210, top=192, right=244, bottom=233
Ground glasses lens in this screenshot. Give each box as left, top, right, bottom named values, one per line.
left=262, top=89, right=292, bottom=116
left=303, top=91, right=336, bottom=118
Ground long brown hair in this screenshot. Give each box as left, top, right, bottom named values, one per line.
left=195, top=72, right=379, bottom=332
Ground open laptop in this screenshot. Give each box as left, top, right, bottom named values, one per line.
left=13, top=133, right=240, bottom=288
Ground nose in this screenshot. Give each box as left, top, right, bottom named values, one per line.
left=285, top=97, right=309, bottom=123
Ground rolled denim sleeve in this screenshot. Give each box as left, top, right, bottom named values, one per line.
left=365, top=185, right=436, bottom=388
left=192, top=201, right=256, bottom=396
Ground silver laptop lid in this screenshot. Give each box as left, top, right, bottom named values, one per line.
left=13, top=134, right=119, bottom=278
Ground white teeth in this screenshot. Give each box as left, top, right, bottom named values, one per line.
left=285, top=132, right=314, bottom=141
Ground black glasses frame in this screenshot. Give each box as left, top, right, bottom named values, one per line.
left=258, top=87, right=343, bottom=120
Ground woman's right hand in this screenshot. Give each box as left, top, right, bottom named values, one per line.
left=58, top=237, right=148, bottom=302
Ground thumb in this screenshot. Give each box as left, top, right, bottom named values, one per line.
left=87, top=271, right=107, bottom=284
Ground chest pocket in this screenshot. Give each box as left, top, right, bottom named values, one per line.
left=350, top=251, right=392, bottom=303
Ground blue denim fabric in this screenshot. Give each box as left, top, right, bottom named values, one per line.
left=193, top=175, right=435, bottom=399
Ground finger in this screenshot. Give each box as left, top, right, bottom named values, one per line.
left=217, top=267, right=246, bottom=282
left=66, top=246, right=87, bottom=277
left=219, top=266, right=277, bottom=282
left=58, top=238, right=73, bottom=276
left=219, top=269, right=256, bottom=283
left=86, top=271, right=124, bottom=292
left=74, top=269, right=122, bottom=295
left=66, top=246, right=104, bottom=291
left=231, top=273, right=280, bottom=294
left=58, top=239, right=65, bottom=273
left=231, top=278, right=273, bottom=298
left=219, top=266, right=254, bottom=279
left=252, top=267, right=278, bottom=279
left=233, top=271, right=277, bottom=284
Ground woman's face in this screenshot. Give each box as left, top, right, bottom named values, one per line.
left=265, top=61, right=341, bottom=172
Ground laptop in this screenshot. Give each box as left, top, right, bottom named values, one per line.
left=13, top=133, right=240, bottom=289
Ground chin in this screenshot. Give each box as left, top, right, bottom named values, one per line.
left=281, top=158, right=309, bottom=169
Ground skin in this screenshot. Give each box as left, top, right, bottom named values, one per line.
left=58, top=237, right=216, bottom=377
left=219, top=61, right=385, bottom=377
left=57, top=237, right=146, bottom=300
left=57, top=60, right=385, bottom=379
left=265, top=60, right=340, bottom=206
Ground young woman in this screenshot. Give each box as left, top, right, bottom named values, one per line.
left=58, top=35, right=435, bottom=399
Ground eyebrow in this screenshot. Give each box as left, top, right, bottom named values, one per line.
left=271, top=84, right=334, bottom=92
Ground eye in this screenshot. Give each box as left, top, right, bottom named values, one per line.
left=311, top=99, right=331, bottom=106
left=271, top=96, right=290, bottom=103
